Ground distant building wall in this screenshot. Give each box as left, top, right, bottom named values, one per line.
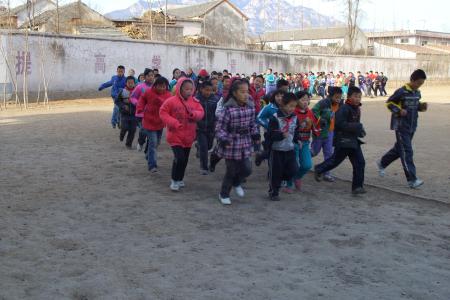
left=373, top=43, right=417, bottom=59
left=0, top=31, right=447, bottom=100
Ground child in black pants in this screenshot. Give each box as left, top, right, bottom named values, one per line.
left=267, top=93, right=300, bottom=201
left=314, top=86, right=367, bottom=195
left=115, top=76, right=137, bottom=149
left=195, top=81, right=218, bottom=174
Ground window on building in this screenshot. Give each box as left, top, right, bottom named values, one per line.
left=327, top=43, right=338, bottom=47
left=311, top=43, right=319, bottom=47
left=277, top=45, right=283, bottom=51
left=400, top=38, right=409, bottom=44
left=421, top=41, right=428, bottom=46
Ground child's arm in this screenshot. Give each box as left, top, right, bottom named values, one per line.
left=335, top=107, right=363, bottom=134
left=386, top=88, right=403, bottom=114
left=136, top=90, right=147, bottom=115
left=257, top=106, right=271, bottom=129
left=98, top=77, right=113, bottom=91
left=130, top=85, right=142, bottom=106
left=267, top=117, right=284, bottom=142
left=188, top=101, right=205, bottom=122
left=159, top=100, right=181, bottom=130
left=215, top=109, right=231, bottom=145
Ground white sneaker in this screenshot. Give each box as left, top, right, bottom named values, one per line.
left=376, top=160, right=386, bottom=177
left=136, top=144, right=143, bottom=152
left=170, top=180, right=180, bottom=192
left=234, top=185, right=245, bottom=197
left=219, top=195, right=231, bottom=205
left=177, top=181, right=185, bottom=188
left=408, top=179, right=424, bottom=189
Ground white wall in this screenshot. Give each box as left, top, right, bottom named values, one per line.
left=0, top=32, right=436, bottom=99
left=175, top=21, right=202, bottom=36
left=267, top=38, right=344, bottom=50
left=16, top=1, right=56, bottom=27
left=373, top=42, right=417, bottom=59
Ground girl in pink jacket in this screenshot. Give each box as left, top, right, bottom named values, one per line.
left=160, top=77, right=204, bottom=191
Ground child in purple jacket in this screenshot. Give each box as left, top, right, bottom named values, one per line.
left=215, top=79, right=260, bottom=205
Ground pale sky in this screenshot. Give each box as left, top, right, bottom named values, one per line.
left=7, top=0, right=450, bottom=33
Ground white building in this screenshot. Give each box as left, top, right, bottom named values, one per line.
left=4, top=0, right=56, bottom=27
left=260, top=26, right=368, bottom=54
left=367, top=30, right=450, bottom=47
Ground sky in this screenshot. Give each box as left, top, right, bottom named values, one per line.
left=7, top=0, right=450, bottom=33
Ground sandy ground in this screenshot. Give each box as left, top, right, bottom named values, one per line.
left=1, top=87, right=450, bottom=299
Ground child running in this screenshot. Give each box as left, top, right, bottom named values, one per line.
left=377, top=69, right=428, bottom=188
left=267, top=93, right=300, bottom=201
left=195, top=81, right=219, bottom=175
left=215, top=79, right=260, bottom=205
left=98, top=65, right=126, bottom=129
left=314, top=86, right=367, bottom=195
left=285, top=91, right=317, bottom=193
left=137, top=76, right=172, bottom=172
left=115, top=76, right=137, bottom=149
left=311, top=86, right=343, bottom=182
left=131, top=68, right=155, bottom=151
left=160, top=78, right=204, bottom=191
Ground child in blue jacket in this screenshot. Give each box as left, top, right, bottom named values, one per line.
left=99, top=65, right=127, bottom=128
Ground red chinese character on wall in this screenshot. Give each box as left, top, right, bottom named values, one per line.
left=16, top=51, right=32, bottom=75
left=94, top=53, right=106, bottom=74
left=152, top=55, right=161, bottom=69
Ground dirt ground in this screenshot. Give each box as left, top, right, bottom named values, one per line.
left=1, top=86, right=450, bottom=299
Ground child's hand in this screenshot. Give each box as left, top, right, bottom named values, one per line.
left=400, top=109, right=408, bottom=117
left=419, top=102, right=428, bottom=112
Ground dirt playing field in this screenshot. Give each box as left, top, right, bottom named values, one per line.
left=1, top=85, right=450, bottom=299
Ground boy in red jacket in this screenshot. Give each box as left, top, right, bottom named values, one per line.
left=137, top=76, right=172, bottom=172
left=249, top=75, right=266, bottom=115
left=160, top=78, right=204, bottom=191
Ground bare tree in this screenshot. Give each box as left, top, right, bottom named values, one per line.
left=345, top=0, right=361, bottom=53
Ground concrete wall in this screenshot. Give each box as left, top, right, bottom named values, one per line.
left=0, top=31, right=446, bottom=100
left=374, top=43, right=417, bottom=59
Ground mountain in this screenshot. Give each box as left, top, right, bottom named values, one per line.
left=105, top=0, right=341, bottom=34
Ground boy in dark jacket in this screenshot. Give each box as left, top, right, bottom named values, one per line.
left=377, top=69, right=428, bottom=189
left=196, top=81, right=218, bottom=174
left=115, top=76, right=137, bottom=149
left=314, top=86, right=367, bottom=195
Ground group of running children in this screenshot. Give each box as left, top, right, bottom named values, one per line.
left=98, top=66, right=428, bottom=205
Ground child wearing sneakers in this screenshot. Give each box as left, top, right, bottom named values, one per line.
left=377, top=69, right=428, bottom=189
left=314, top=87, right=367, bottom=195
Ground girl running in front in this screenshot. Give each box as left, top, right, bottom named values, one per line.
left=267, top=93, right=300, bottom=201
left=137, top=76, right=172, bottom=172
left=215, top=79, right=260, bottom=205
left=159, top=78, right=204, bottom=191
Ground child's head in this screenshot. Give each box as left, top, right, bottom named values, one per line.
left=228, top=79, right=249, bottom=105
left=254, top=75, right=264, bottom=88
left=172, top=68, right=181, bottom=80
left=144, top=68, right=154, bottom=83
left=280, top=93, right=298, bottom=115
left=223, top=75, right=232, bottom=89
left=138, top=73, right=145, bottom=82
left=276, top=79, right=289, bottom=92
left=126, top=76, right=135, bottom=89
left=199, top=81, right=213, bottom=98
left=409, top=69, right=427, bottom=90
left=117, top=65, right=125, bottom=77
left=267, top=68, right=272, bottom=74
left=270, top=89, right=286, bottom=106
left=347, top=86, right=362, bottom=106
left=128, top=69, right=135, bottom=77
left=210, top=78, right=219, bottom=91
left=153, top=76, right=169, bottom=94
left=180, top=80, right=194, bottom=99
left=295, top=91, right=310, bottom=110
left=329, top=87, right=343, bottom=104
left=153, top=68, right=159, bottom=75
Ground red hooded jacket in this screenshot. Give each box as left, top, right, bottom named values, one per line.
left=159, top=78, right=205, bottom=147
left=137, top=85, right=172, bottom=131
left=249, top=84, right=265, bottom=114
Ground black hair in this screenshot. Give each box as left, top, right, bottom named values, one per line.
left=225, top=79, right=249, bottom=103
left=270, top=89, right=286, bottom=104
left=295, top=91, right=310, bottom=100
left=199, top=81, right=213, bottom=89
left=153, top=68, right=159, bottom=72
left=138, top=73, right=145, bottom=79
left=117, top=65, right=125, bottom=70
left=281, top=92, right=298, bottom=106
left=347, top=86, right=362, bottom=98
left=126, top=76, right=135, bottom=82
left=153, top=76, right=169, bottom=89
left=223, top=75, right=231, bottom=80
left=144, top=68, right=153, bottom=76
left=223, top=69, right=229, bottom=73
left=172, top=68, right=180, bottom=78
left=211, top=71, right=218, bottom=76
left=255, top=75, right=265, bottom=81
left=217, top=72, right=223, bottom=76
left=154, top=74, right=161, bottom=79
left=276, top=79, right=289, bottom=89
left=329, top=86, right=343, bottom=97
left=410, top=69, right=427, bottom=81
